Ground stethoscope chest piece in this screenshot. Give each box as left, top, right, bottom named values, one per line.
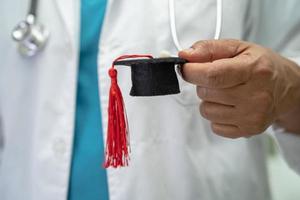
left=12, top=14, right=49, bottom=57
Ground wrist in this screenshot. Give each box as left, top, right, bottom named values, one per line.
left=278, top=57, right=300, bottom=115
left=275, top=58, right=300, bottom=134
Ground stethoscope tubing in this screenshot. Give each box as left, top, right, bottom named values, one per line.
left=28, top=0, right=38, bottom=17
left=168, top=0, right=223, bottom=51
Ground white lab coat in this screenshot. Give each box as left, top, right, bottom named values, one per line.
left=0, top=0, right=300, bottom=200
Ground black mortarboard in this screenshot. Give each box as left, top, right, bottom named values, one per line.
left=114, top=57, right=186, bottom=96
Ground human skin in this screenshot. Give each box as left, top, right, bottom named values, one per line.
left=179, top=39, right=300, bottom=138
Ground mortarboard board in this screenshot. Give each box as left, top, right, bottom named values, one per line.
left=104, top=55, right=187, bottom=168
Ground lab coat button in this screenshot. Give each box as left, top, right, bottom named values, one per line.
left=53, top=138, right=67, bottom=156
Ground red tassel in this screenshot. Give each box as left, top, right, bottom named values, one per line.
left=104, top=55, right=153, bottom=168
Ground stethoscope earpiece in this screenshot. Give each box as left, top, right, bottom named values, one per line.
left=11, top=0, right=49, bottom=57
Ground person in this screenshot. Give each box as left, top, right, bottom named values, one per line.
left=0, top=0, right=300, bottom=200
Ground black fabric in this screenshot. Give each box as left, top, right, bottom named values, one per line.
left=114, top=57, right=187, bottom=96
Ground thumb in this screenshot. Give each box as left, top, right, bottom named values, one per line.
left=178, top=39, right=248, bottom=63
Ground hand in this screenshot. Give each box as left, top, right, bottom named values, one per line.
left=179, top=39, right=300, bottom=138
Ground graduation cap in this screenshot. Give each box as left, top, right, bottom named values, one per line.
left=114, top=56, right=186, bottom=96
left=104, top=55, right=187, bottom=168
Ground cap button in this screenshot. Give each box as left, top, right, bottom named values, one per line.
left=109, top=68, right=117, bottom=78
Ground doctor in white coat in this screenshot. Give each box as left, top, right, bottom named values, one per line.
left=1, top=0, right=300, bottom=200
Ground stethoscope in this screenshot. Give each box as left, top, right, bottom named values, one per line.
left=11, top=0, right=222, bottom=57
left=11, top=0, right=49, bottom=57
left=169, top=0, right=223, bottom=51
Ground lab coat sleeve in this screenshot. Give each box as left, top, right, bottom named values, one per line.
left=271, top=56, right=300, bottom=175
left=268, top=125, right=300, bottom=174
left=249, top=0, right=300, bottom=175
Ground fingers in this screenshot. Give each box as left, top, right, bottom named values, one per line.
left=199, top=102, right=248, bottom=138
left=196, top=86, right=241, bottom=106
left=210, top=123, right=242, bottom=139
left=178, top=39, right=248, bottom=63
left=199, top=101, right=236, bottom=124
left=181, top=57, right=251, bottom=88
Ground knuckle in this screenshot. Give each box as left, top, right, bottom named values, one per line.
left=193, top=40, right=214, bottom=61
left=256, top=66, right=273, bottom=79
left=206, top=66, right=222, bottom=87
left=196, top=87, right=207, bottom=99
left=211, top=123, right=223, bottom=135
left=211, top=123, right=220, bottom=134
left=254, top=53, right=274, bottom=78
